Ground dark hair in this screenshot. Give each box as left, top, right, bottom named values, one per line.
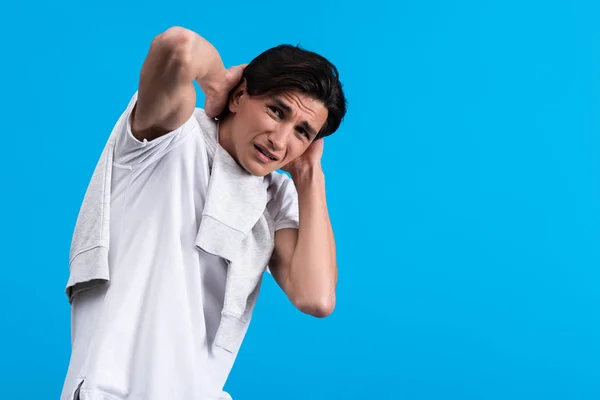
left=218, top=44, right=347, bottom=139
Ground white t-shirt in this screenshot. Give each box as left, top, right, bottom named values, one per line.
left=60, top=93, right=300, bottom=400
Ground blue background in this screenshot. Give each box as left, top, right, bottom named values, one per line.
left=1, top=0, right=599, bottom=399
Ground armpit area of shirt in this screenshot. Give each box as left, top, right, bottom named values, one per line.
left=112, top=92, right=198, bottom=167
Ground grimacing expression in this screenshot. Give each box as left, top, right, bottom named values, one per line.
left=226, top=82, right=329, bottom=176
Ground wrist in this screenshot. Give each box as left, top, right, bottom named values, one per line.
left=192, top=37, right=226, bottom=94
left=290, top=164, right=325, bottom=188
left=197, top=68, right=226, bottom=98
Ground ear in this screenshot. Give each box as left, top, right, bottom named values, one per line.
left=228, top=79, right=247, bottom=114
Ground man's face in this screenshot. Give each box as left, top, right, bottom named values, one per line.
left=225, top=82, right=329, bottom=176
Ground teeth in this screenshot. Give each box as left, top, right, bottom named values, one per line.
left=258, top=146, right=275, bottom=161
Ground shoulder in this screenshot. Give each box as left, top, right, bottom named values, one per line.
left=192, top=108, right=218, bottom=147
left=265, top=171, right=299, bottom=229
left=191, top=107, right=213, bottom=127
left=265, top=171, right=297, bottom=200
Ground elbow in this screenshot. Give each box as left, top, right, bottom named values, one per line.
left=155, top=26, right=196, bottom=51
left=294, top=294, right=336, bottom=318
left=151, top=26, right=196, bottom=76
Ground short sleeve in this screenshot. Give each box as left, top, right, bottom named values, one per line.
left=266, top=173, right=300, bottom=232
left=112, top=91, right=197, bottom=167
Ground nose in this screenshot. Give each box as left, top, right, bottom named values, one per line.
left=267, top=125, right=293, bottom=152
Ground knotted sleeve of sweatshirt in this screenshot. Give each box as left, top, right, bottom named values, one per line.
left=65, top=92, right=193, bottom=302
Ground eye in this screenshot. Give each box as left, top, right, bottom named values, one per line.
left=297, top=128, right=310, bottom=139
left=268, top=105, right=283, bottom=119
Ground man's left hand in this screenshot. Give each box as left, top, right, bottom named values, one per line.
left=281, top=139, right=324, bottom=178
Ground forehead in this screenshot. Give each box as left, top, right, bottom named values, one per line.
left=275, top=91, right=325, bottom=109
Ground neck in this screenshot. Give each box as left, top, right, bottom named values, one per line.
left=217, top=117, right=243, bottom=167
left=217, top=118, right=234, bottom=155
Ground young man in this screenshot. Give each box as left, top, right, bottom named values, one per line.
left=61, top=26, right=347, bottom=400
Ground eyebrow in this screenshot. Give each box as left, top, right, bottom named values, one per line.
left=271, top=96, right=318, bottom=138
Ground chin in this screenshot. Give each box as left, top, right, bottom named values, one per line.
left=242, top=160, right=272, bottom=177
left=240, top=149, right=279, bottom=177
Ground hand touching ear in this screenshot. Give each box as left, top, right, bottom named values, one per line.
left=202, top=64, right=247, bottom=118
left=282, top=138, right=324, bottom=177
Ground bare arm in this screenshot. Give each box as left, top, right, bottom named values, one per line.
left=131, top=26, right=227, bottom=141
left=269, top=141, right=337, bottom=318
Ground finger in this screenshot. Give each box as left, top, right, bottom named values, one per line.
left=313, top=139, right=325, bottom=157
left=312, top=138, right=325, bottom=150
left=225, top=65, right=245, bottom=87
left=228, top=64, right=246, bottom=76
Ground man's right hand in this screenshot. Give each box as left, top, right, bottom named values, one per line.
left=201, top=64, right=247, bottom=118
left=132, top=27, right=238, bottom=142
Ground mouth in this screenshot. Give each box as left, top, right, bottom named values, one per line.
left=254, top=144, right=279, bottom=162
